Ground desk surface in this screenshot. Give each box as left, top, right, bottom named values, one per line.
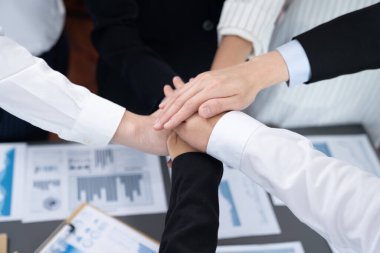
left=0, top=124, right=373, bottom=253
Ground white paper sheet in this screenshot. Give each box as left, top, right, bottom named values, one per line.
left=24, top=144, right=167, bottom=222
left=308, top=134, right=380, bottom=175
left=217, top=241, right=305, bottom=253
left=218, top=167, right=281, bottom=239
left=271, top=134, right=380, bottom=207
left=0, top=143, right=26, bottom=221
left=38, top=205, right=159, bottom=253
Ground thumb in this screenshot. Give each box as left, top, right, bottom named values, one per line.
left=198, top=97, right=236, bottom=118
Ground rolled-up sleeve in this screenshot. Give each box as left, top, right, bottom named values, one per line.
left=0, top=36, right=125, bottom=145
left=218, top=0, right=285, bottom=55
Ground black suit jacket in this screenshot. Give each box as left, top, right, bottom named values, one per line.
left=159, top=153, right=223, bottom=253
left=295, top=2, right=380, bottom=83
left=85, top=0, right=224, bottom=114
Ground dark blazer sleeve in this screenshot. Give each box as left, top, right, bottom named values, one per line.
left=159, top=152, right=223, bottom=253
left=84, top=0, right=176, bottom=108
left=294, top=2, right=380, bottom=83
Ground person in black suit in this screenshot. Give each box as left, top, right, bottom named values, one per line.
left=159, top=132, right=222, bottom=253
left=84, top=0, right=225, bottom=115
left=154, top=2, right=380, bottom=129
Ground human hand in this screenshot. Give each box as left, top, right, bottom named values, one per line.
left=112, top=110, right=170, bottom=155
left=167, top=132, right=197, bottom=161
left=154, top=51, right=289, bottom=130
left=174, top=113, right=224, bottom=153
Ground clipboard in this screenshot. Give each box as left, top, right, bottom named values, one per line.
left=35, top=204, right=159, bottom=253
left=0, top=234, right=7, bottom=253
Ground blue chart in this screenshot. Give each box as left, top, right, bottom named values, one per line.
left=72, top=173, right=153, bottom=208
left=0, top=148, right=15, bottom=217
left=138, top=244, right=156, bottom=253
left=220, top=181, right=241, bottom=227
left=313, top=143, right=332, bottom=157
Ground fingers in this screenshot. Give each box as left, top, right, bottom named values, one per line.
left=173, top=76, right=185, bottom=89
left=159, top=77, right=186, bottom=108
left=161, top=91, right=215, bottom=129
left=163, top=85, right=175, bottom=97
left=154, top=82, right=201, bottom=129
left=198, top=96, right=238, bottom=118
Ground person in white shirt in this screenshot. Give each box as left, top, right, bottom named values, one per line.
left=0, top=34, right=170, bottom=155
left=0, top=0, right=68, bottom=141
left=156, top=0, right=380, bottom=148
left=174, top=110, right=380, bottom=253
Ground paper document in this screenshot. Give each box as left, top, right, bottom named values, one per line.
left=37, top=205, right=159, bottom=253
left=24, top=144, right=167, bottom=222
left=309, top=134, right=380, bottom=175
left=218, top=167, right=280, bottom=239
left=0, top=144, right=26, bottom=221
left=217, top=241, right=305, bottom=253
left=271, top=134, right=380, bottom=207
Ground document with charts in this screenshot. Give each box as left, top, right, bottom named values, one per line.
left=216, top=242, right=305, bottom=253
left=218, top=167, right=280, bottom=239
left=271, top=134, right=380, bottom=206
left=24, top=144, right=167, bottom=222
left=0, top=144, right=26, bottom=221
left=37, top=204, right=159, bottom=253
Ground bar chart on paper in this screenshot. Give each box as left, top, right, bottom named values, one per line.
left=24, top=144, right=167, bottom=222
left=0, top=144, right=25, bottom=221
left=71, top=172, right=153, bottom=209
left=220, top=181, right=241, bottom=227
left=218, top=168, right=280, bottom=239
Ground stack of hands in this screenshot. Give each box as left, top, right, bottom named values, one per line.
left=112, top=50, right=289, bottom=159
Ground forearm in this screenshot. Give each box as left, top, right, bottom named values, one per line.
left=244, top=50, right=289, bottom=89
left=0, top=36, right=124, bottom=145
left=159, top=152, right=223, bottom=253
left=295, top=2, right=380, bottom=83
left=211, top=35, right=252, bottom=70
left=208, top=111, right=380, bottom=253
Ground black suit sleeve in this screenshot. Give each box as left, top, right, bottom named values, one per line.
left=294, top=2, right=380, bottom=83
left=84, top=0, right=176, bottom=111
left=159, top=153, right=223, bottom=253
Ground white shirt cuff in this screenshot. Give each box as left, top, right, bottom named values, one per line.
left=277, top=40, right=312, bottom=87
left=207, top=111, right=263, bottom=170
left=64, top=95, right=125, bottom=146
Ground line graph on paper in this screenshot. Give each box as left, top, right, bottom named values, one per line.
left=69, top=172, right=153, bottom=210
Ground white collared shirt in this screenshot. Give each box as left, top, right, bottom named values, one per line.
left=0, top=0, right=65, bottom=56
left=207, top=111, right=380, bottom=253
left=0, top=35, right=125, bottom=145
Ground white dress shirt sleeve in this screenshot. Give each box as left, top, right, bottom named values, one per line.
left=0, top=35, right=125, bottom=145
left=277, top=40, right=312, bottom=87
left=207, top=111, right=380, bottom=253
left=218, top=0, right=285, bottom=55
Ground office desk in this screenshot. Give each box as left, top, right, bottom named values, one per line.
left=1, top=124, right=376, bottom=253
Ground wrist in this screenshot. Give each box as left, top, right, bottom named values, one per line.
left=248, top=50, right=290, bottom=89
left=111, top=110, right=137, bottom=146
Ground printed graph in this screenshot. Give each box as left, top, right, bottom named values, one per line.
left=220, top=181, right=241, bottom=227
left=0, top=148, right=15, bottom=216
left=70, top=172, right=153, bottom=208
left=313, top=143, right=332, bottom=157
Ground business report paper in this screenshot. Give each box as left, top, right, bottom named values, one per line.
left=23, top=144, right=167, bottom=222
left=216, top=242, right=305, bottom=253
left=218, top=168, right=280, bottom=239
left=0, top=144, right=26, bottom=221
